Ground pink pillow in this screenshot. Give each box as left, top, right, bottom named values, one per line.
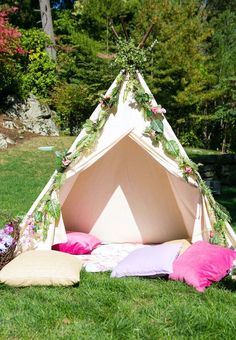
left=52, top=232, right=101, bottom=255
left=169, top=241, right=236, bottom=292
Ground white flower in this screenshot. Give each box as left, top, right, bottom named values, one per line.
left=0, top=243, right=7, bottom=252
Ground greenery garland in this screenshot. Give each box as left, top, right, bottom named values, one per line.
left=125, top=73, right=230, bottom=246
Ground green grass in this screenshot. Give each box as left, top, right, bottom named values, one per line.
left=0, top=138, right=236, bottom=339
left=185, top=147, right=221, bottom=158
left=0, top=274, right=236, bottom=339
left=0, top=137, right=75, bottom=224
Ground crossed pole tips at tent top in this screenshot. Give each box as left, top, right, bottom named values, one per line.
left=97, top=18, right=154, bottom=60
left=110, top=17, right=154, bottom=48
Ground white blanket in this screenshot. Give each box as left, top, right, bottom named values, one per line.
left=77, top=243, right=147, bottom=272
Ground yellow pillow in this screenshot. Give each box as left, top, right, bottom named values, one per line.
left=164, top=239, right=191, bottom=255
left=0, top=250, right=82, bottom=287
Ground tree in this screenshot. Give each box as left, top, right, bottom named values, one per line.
left=208, top=9, right=236, bottom=152
left=39, top=0, right=56, bottom=60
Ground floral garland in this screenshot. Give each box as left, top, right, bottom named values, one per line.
left=19, top=73, right=125, bottom=247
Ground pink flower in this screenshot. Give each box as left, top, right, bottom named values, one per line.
left=62, top=159, right=71, bottom=167
left=151, top=106, right=158, bottom=114
left=184, top=166, right=193, bottom=174
left=4, top=224, right=14, bottom=234
left=100, top=95, right=111, bottom=108
left=29, top=224, right=36, bottom=231
left=103, top=95, right=111, bottom=100
left=209, top=231, right=214, bottom=238
left=26, top=217, right=34, bottom=225
left=151, top=106, right=166, bottom=116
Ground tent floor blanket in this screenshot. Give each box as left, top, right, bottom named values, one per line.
left=74, top=239, right=191, bottom=273
left=77, top=243, right=147, bottom=272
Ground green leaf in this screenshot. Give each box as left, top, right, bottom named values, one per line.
left=146, top=109, right=153, bottom=118
left=150, top=119, right=164, bottom=134
left=163, top=140, right=180, bottom=158
left=97, top=116, right=107, bottom=129
left=34, top=211, right=43, bottom=223
left=53, top=173, right=66, bottom=191
left=83, top=119, right=95, bottom=133
left=42, top=219, right=50, bottom=241
left=45, top=199, right=61, bottom=220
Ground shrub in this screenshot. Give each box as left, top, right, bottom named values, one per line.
left=20, top=29, right=57, bottom=98
left=51, top=82, right=93, bottom=135
left=179, top=130, right=204, bottom=148
left=0, top=7, right=25, bottom=102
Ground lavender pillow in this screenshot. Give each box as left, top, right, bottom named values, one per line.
left=111, top=243, right=182, bottom=278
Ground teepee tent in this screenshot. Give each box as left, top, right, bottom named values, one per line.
left=18, top=40, right=236, bottom=252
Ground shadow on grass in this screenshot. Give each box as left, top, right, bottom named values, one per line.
left=216, top=276, right=236, bottom=292
left=216, top=186, right=236, bottom=231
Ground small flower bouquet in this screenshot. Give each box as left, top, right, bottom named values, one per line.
left=0, top=221, right=20, bottom=270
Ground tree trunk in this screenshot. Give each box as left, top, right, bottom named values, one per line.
left=39, top=0, right=56, bottom=60
left=221, top=122, right=227, bottom=153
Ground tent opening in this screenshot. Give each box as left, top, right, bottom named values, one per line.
left=61, top=136, right=198, bottom=243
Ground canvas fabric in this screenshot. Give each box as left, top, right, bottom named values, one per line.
left=20, top=73, right=236, bottom=250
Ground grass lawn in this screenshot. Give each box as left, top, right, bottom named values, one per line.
left=0, top=138, right=236, bottom=339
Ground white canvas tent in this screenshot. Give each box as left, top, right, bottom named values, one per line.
left=18, top=72, right=236, bottom=252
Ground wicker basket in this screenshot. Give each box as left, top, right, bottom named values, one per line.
left=0, top=221, right=20, bottom=271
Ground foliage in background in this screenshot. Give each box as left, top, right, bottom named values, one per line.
left=51, top=82, right=92, bottom=134
left=20, top=29, right=57, bottom=98
left=208, top=9, right=236, bottom=152
left=50, top=8, right=119, bottom=132
left=0, top=0, right=235, bottom=151
left=0, top=7, right=22, bottom=56
left=0, top=6, right=25, bottom=100
left=0, top=11, right=57, bottom=103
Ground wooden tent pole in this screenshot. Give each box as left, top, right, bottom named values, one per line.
left=120, top=16, right=129, bottom=41
left=110, top=21, right=120, bottom=40
left=138, top=23, right=154, bottom=48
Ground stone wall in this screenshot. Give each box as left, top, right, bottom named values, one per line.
left=191, top=154, right=236, bottom=185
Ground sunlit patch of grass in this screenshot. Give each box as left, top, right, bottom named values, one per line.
left=186, top=147, right=221, bottom=157
left=0, top=137, right=75, bottom=224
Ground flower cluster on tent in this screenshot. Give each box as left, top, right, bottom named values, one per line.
left=17, top=38, right=236, bottom=253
